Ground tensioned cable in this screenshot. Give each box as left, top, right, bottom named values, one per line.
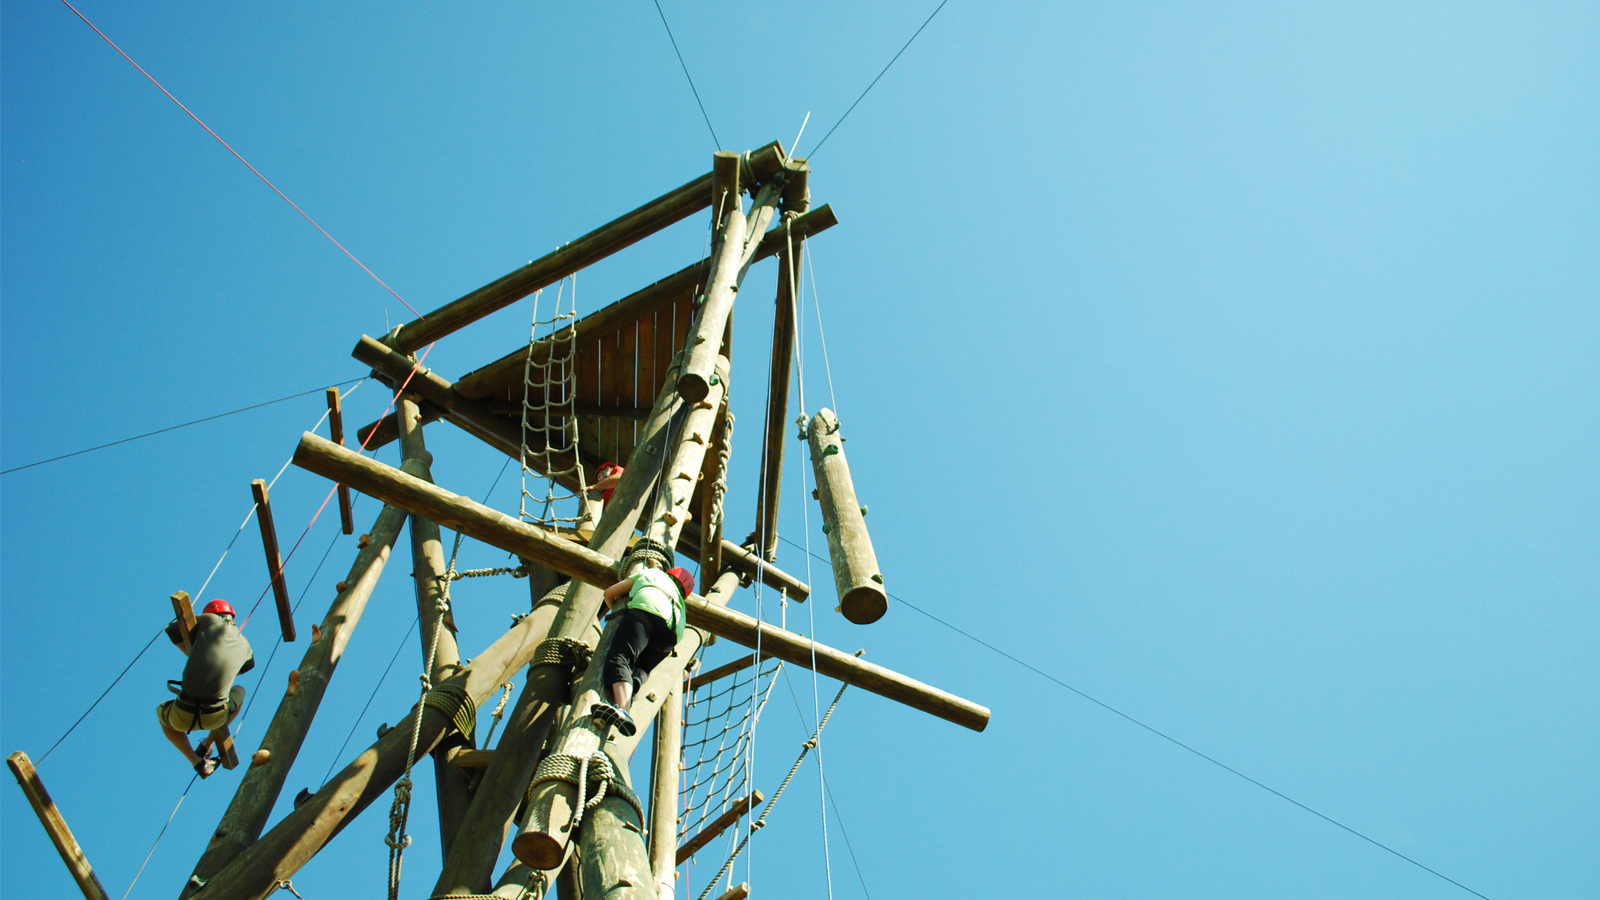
left=121, top=772, right=199, bottom=899
left=651, top=0, right=721, bottom=149
left=321, top=617, right=418, bottom=786
left=1, top=379, right=362, bottom=475
left=808, top=0, right=952, bottom=157
left=775, top=536, right=1492, bottom=900
left=781, top=669, right=871, bottom=900
left=58, top=1, right=424, bottom=319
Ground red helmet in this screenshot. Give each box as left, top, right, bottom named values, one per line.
left=597, top=462, right=623, bottom=476
left=665, top=567, right=695, bottom=599
left=203, top=599, right=236, bottom=619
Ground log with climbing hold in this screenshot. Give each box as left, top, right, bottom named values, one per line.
left=807, top=409, right=886, bottom=624
left=251, top=479, right=296, bottom=641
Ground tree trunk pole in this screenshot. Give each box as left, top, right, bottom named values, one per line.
left=428, top=353, right=694, bottom=897
left=648, top=675, right=683, bottom=899
left=699, top=402, right=731, bottom=593
left=6, top=751, right=111, bottom=900
left=754, top=229, right=802, bottom=561
left=395, top=394, right=475, bottom=859
left=807, top=408, right=887, bottom=624
left=513, top=364, right=730, bottom=873
left=182, top=493, right=409, bottom=896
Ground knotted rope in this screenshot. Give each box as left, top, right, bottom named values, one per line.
left=527, top=749, right=646, bottom=831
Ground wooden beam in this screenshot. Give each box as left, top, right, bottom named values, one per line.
left=355, top=398, right=448, bottom=452
left=700, top=402, right=731, bottom=592
left=387, top=142, right=788, bottom=352
left=807, top=408, right=887, bottom=624
left=250, top=479, right=295, bottom=642
left=647, top=674, right=683, bottom=888
left=677, top=182, right=780, bottom=403
left=448, top=748, right=494, bottom=772
left=676, top=791, right=763, bottom=864
left=451, top=203, right=840, bottom=404
left=325, top=387, right=354, bottom=535
left=182, top=500, right=409, bottom=896
left=292, top=432, right=618, bottom=589
left=685, top=652, right=767, bottom=691
left=677, top=523, right=810, bottom=601
left=171, top=590, right=196, bottom=654
left=685, top=596, right=990, bottom=732
left=714, top=884, right=751, bottom=900
left=5, top=751, right=111, bottom=900
left=396, top=395, right=474, bottom=860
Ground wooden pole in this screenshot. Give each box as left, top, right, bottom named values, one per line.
left=387, top=142, right=788, bottom=353
left=807, top=408, right=887, bottom=624
left=326, top=387, right=354, bottom=534
left=250, top=479, right=296, bottom=642
left=181, top=500, right=409, bottom=896
left=676, top=791, right=762, bottom=865
left=428, top=353, right=694, bottom=896
left=684, top=652, right=766, bottom=691
left=395, top=395, right=475, bottom=858
left=685, top=595, right=989, bottom=731
left=6, top=751, right=111, bottom=900
left=677, top=523, right=809, bottom=601
left=648, top=668, right=683, bottom=891
left=699, top=403, right=731, bottom=593
left=355, top=399, right=447, bottom=452
left=291, top=432, right=618, bottom=589
left=677, top=183, right=780, bottom=403
left=753, top=229, right=802, bottom=561
left=451, top=204, right=840, bottom=405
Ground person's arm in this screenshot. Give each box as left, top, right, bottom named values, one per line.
left=602, top=577, right=634, bottom=612
left=165, top=619, right=189, bottom=655
left=590, top=469, right=623, bottom=495
left=238, top=653, right=256, bottom=676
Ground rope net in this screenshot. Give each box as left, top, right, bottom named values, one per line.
left=519, top=276, right=591, bottom=528
left=678, top=656, right=783, bottom=849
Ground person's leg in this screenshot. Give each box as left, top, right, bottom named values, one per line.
left=225, top=685, right=246, bottom=724
left=603, top=610, right=652, bottom=711
left=629, top=615, right=677, bottom=698
left=157, top=702, right=202, bottom=766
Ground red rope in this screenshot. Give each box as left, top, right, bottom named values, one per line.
left=239, top=345, right=435, bottom=630
left=59, top=1, right=424, bottom=320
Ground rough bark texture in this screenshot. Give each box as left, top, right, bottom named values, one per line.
left=807, top=407, right=888, bottom=624
left=6, top=752, right=110, bottom=900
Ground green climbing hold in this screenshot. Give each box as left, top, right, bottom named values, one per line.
left=821, top=522, right=831, bottom=535
left=859, top=505, right=868, bottom=516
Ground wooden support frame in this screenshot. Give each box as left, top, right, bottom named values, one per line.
left=387, top=142, right=789, bottom=352
left=677, top=523, right=810, bottom=601
left=6, top=752, right=111, bottom=900
left=325, top=387, right=354, bottom=534
left=356, top=398, right=448, bottom=451
left=754, top=224, right=803, bottom=561
left=685, top=652, right=767, bottom=691
left=250, top=479, right=296, bottom=642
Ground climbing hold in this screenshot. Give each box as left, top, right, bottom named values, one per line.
left=821, top=522, right=831, bottom=535
left=377, top=723, right=391, bottom=739
left=358, top=533, right=371, bottom=549
left=311, top=623, right=322, bottom=643
left=286, top=670, right=301, bottom=696
left=336, top=581, right=348, bottom=593
left=859, top=505, right=868, bottom=516
left=294, top=787, right=312, bottom=809
left=251, top=749, right=271, bottom=767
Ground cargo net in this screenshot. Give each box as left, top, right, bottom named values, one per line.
left=678, top=655, right=784, bottom=851
left=519, top=275, right=591, bottom=527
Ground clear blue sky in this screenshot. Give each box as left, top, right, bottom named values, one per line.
left=3, top=2, right=1595, bottom=898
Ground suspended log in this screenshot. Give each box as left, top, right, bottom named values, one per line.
left=429, top=352, right=692, bottom=896
left=182, top=495, right=409, bottom=896
left=6, top=751, right=111, bottom=900
left=292, top=432, right=617, bottom=589
left=325, top=387, right=354, bottom=535
left=685, top=595, right=990, bottom=732
left=451, top=203, right=841, bottom=403
left=676, top=791, right=762, bottom=865
left=396, top=396, right=474, bottom=859
left=387, top=142, right=788, bottom=352
left=250, top=479, right=295, bottom=641
left=807, top=408, right=887, bottom=624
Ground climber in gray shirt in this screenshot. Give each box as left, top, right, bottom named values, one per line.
left=158, top=599, right=253, bottom=777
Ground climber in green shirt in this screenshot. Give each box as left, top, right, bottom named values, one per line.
left=590, top=565, right=694, bottom=737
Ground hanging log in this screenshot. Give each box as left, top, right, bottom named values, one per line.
left=685, top=595, right=990, bottom=732
left=291, top=432, right=618, bottom=589
left=5, top=751, right=111, bottom=900
left=396, top=395, right=474, bottom=859
left=181, top=496, right=409, bottom=896
left=387, top=142, right=789, bottom=353
left=429, top=352, right=693, bottom=896
left=250, top=479, right=295, bottom=642
left=807, top=408, right=887, bottom=624
left=451, top=203, right=841, bottom=404
left=325, top=387, right=354, bottom=534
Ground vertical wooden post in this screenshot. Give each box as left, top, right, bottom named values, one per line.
left=699, top=403, right=731, bottom=593
left=754, top=228, right=803, bottom=560
left=250, top=479, right=296, bottom=642
left=326, top=387, right=354, bottom=535
left=181, top=500, right=409, bottom=897
left=807, top=408, right=887, bottom=624
left=6, top=752, right=111, bottom=900
left=396, top=393, right=475, bottom=857
left=648, top=679, right=683, bottom=894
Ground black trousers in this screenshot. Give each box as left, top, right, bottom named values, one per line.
left=603, top=608, right=676, bottom=694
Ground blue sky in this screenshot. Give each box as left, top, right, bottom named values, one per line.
left=3, top=2, right=1596, bottom=898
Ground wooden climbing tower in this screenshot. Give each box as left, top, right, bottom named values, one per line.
left=11, top=142, right=990, bottom=900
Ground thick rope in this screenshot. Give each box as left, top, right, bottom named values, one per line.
left=519, top=277, right=590, bottom=526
